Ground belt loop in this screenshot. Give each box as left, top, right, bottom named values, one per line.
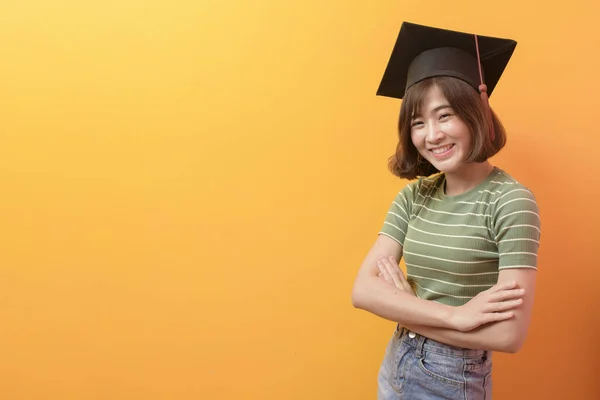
left=415, top=334, right=426, bottom=358
left=397, top=326, right=404, bottom=340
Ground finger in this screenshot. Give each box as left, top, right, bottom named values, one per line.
left=482, top=299, right=523, bottom=314
left=388, top=258, right=413, bottom=293
left=489, top=281, right=519, bottom=292
left=379, top=262, right=400, bottom=288
left=380, top=257, right=403, bottom=289
left=378, top=271, right=391, bottom=281
left=377, top=260, right=394, bottom=284
left=489, top=288, right=525, bottom=302
left=377, top=272, right=389, bottom=283
left=384, top=258, right=403, bottom=287
left=482, top=311, right=515, bottom=324
left=487, top=299, right=523, bottom=313
left=386, top=257, right=413, bottom=293
left=388, top=256, right=407, bottom=280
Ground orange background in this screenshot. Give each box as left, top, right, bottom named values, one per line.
left=0, top=1, right=597, bottom=399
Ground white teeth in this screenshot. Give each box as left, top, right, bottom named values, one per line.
left=431, top=145, right=453, bottom=154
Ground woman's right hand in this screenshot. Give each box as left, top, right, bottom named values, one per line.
left=450, top=281, right=525, bottom=332
left=377, top=255, right=416, bottom=296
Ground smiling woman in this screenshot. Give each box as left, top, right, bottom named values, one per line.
left=392, top=76, right=507, bottom=185
left=351, top=21, right=541, bottom=400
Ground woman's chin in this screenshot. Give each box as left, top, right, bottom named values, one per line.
left=429, top=161, right=461, bottom=174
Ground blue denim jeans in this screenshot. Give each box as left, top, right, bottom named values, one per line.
left=378, top=325, right=493, bottom=399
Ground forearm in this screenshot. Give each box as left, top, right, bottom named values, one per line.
left=403, top=270, right=536, bottom=353
left=352, top=276, right=455, bottom=329
left=403, top=319, right=522, bottom=353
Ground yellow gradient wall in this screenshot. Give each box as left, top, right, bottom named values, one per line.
left=0, top=1, right=597, bottom=399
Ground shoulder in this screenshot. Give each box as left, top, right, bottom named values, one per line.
left=487, top=169, right=541, bottom=238
left=488, top=169, right=539, bottom=212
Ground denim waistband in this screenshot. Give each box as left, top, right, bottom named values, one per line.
left=395, top=325, right=491, bottom=360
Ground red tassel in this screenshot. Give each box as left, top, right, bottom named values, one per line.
left=478, top=84, right=495, bottom=142
left=474, top=35, right=495, bottom=143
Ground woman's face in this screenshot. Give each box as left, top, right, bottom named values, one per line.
left=410, top=85, right=473, bottom=174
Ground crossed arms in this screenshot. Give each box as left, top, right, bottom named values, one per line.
left=351, top=235, right=536, bottom=353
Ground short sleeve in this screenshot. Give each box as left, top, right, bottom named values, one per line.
left=492, top=186, right=541, bottom=270
left=378, top=180, right=419, bottom=246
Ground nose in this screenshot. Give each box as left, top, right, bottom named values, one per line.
left=426, top=122, right=444, bottom=143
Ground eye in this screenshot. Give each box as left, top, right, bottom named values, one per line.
left=439, top=113, right=453, bottom=121
left=411, top=120, right=424, bottom=128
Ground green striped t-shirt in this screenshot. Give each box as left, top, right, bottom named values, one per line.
left=379, top=167, right=541, bottom=306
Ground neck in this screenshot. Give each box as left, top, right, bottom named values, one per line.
left=444, top=162, right=494, bottom=196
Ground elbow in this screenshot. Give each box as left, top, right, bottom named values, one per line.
left=351, top=280, right=368, bottom=309
left=501, top=341, right=521, bottom=354
left=498, top=331, right=526, bottom=354
left=351, top=286, right=363, bottom=309
left=351, top=296, right=362, bottom=309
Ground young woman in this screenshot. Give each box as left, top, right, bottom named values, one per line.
left=351, top=22, right=541, bottom=399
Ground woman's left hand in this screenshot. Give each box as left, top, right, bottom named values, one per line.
left=377, top=255, right=416, bottom=296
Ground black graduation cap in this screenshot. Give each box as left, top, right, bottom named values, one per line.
left=376, top=22, right=517, bottom=100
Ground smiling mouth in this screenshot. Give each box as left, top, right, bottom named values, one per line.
left=430, top=144, right=455, bottom=154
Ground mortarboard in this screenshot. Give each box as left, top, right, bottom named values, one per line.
left=376, top=21, right=517, bottom=100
